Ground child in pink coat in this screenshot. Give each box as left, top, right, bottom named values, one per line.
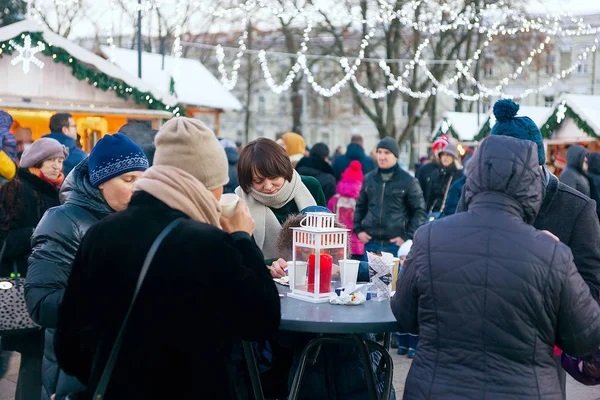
left=328, top=160, right=364, bottom=258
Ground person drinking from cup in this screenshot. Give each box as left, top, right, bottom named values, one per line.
left=53, top=117, right=281, bottom=399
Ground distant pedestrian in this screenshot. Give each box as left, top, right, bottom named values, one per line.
left=393, top=135, right=600, bottom=399
left=296, top=142, right=336, bottom=201
left=277, top=131, right=306, bottom=167
left=42, top=113, right=86, bottom=175
left=0, top=110, right=17, bottom=162
left=332, top=134, right=375, bottom=180
left=560, top=144, right=590, bottom=196
left=328, top=160, right=364, bottom=258
left=354, top=137, right=426, bottom=257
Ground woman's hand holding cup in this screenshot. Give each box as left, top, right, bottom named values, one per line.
left=220, top=198, right=255, bottom=235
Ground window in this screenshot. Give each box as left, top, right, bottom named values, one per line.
left=545, top=54, right=556, bottom=75
left=279, top=96, right=287, bottom=114
left=352, top=97, right=361, bottom=116
left=483, top=56, right=494, bottom=78
left=401, top=101, right=408, bottom=117
left=258, top=96, right=265, bottom=114
left=324, top=98, right=333, bottom=119
left=577, top=61, right=588, bottom=75
left=544, top=96, right=554, bottom=107
left=560, top=51, right=572, bottom=71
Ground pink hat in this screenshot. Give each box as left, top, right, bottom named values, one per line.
left=341, top=160, right=363, bottom=182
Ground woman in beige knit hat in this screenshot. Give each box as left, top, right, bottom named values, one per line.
left=54, top=117, right=281, bottom=400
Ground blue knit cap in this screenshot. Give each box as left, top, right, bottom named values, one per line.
left=491, top=99, right=545, bottom=165
left=88, top=133, right=149, bottom=187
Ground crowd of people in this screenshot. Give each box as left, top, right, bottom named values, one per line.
left=0, top=98, right=598, bottom=400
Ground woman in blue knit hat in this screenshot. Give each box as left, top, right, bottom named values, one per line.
left=24, top=133, right=148, bottom=400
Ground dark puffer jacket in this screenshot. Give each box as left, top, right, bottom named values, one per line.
left=25, top=159, right=113, bottom=400
left=587, top=152, right=600, bottom=218
left=560, top=145, right=590, bottom=196
left=392, top=135, right=600, bottom=400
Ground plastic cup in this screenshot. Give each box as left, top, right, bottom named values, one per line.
left=340, top=259, right=360, bottom=289
left=289, top=261, right=308, bottom=288
left=219, top=193, right=240, bottom=217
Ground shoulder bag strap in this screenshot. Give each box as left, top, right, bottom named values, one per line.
left=93, top=217, right=184, bottom=400
left=438, top=175, right=454, bottom=214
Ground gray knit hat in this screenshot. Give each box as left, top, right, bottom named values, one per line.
left=153, top=117, right=229, bottom=190
left=377, top=136, right=399, bottom=158
left=20, top=138, right=68, bottom=168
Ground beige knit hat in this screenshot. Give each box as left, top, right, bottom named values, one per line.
left=153, top=117, right=229, bottom=190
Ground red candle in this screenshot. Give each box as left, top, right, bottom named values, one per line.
left=307, top=253, right=333, bottom=293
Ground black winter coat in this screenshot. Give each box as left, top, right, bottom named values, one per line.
left=0, top=169, right=60, bottom=276
left=586, top=152, right=600, bottom=218
left=416, top=162, right=463, bottom=213
left=354, top=165, right=426, bottom=240
left=25, top=159, right=113, bottom=400
left=392, top=136, right=600, bottom=400
left=54, top=192, right=281, bottom=400
left=560, top=145, right=590, bottom=196
left=296, top=155, right=337, bottom=201
left=224, top=146, right=239, bottom=194
left=458, top=168, right=600, bottom=301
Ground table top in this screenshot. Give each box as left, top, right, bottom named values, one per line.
left=278, top=286, right=399, bottom=334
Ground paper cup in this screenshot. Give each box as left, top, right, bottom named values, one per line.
left=340, top=259, right=360, bottom=288
left=219, top=193, right=240, bottom=217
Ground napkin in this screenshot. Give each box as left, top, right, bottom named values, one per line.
left=367, top=251, right=394, bottom=301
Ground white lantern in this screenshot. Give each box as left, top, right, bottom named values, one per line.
left=288, top=212, right=349, bottom=303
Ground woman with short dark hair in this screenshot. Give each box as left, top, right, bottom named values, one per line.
left=235, top=138, right=326, bottom=269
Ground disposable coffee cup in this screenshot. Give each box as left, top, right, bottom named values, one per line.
left=289, top=261, right=308, bottom=288
left=340, top=259, right=360, bottom=288
left=219, top=193, right=240, bottom=217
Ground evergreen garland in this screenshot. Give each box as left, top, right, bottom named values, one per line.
left=0, top=32, right=185, bottom=116
left=540, top=105, right=599, bottom=139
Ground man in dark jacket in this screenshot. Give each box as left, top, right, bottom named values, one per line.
left=332, top=134, right=375, bottom=180
left=296, top=142, right=336, bottom=201
left=392, top=135, right=600, bottom=400
left=560, top=144, right=590, bottom=196
left=459, top=99, right=600, bottom=302
left=354, top=136, right=426, bottom=256
left=219, top=138, right=239, bottom=194
left=42, top=113, right=86, bottom=175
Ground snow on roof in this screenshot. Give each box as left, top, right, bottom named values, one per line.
left=435, top=112, right=485, bottom=141
left=559, top=94, right=600, bottom=135
left=101, top=46, right=242, bottom=111
left=0, top=19, right=178, bottom=107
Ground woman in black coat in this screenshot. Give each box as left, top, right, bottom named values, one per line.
left=25, top=133, right=148, bottom=400
left=0, top=138, right=66, bottom=400
left=392, top=135, right=600, bottom=399
left=54, top=117, right=280, bottom=400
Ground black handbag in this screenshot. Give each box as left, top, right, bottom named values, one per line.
left=0, top=240, right=40, bottom=335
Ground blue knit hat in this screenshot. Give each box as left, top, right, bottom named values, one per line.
left=88, top=133, right=149, bottom=187
left=491, top=99, right=545, bottom=165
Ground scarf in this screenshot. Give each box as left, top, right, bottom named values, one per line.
left=135, top=165, right=221, bottom=227
left=235, top=170, right=316, bottom=259
left=28, top=167, right=64, bottom=188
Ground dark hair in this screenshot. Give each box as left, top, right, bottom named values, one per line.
left=350, top=134, right=363, bottom=145
left=49, top=113, right=72, bottom=133
left=237, top=137, right=293, bottom=193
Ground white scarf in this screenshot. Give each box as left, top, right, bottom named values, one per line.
left=235, top=170, right=315, bottom=259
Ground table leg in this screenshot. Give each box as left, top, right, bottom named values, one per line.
left=288, top=338, right=327, bottom=400
left=242, top=341, right=265, bottom=400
